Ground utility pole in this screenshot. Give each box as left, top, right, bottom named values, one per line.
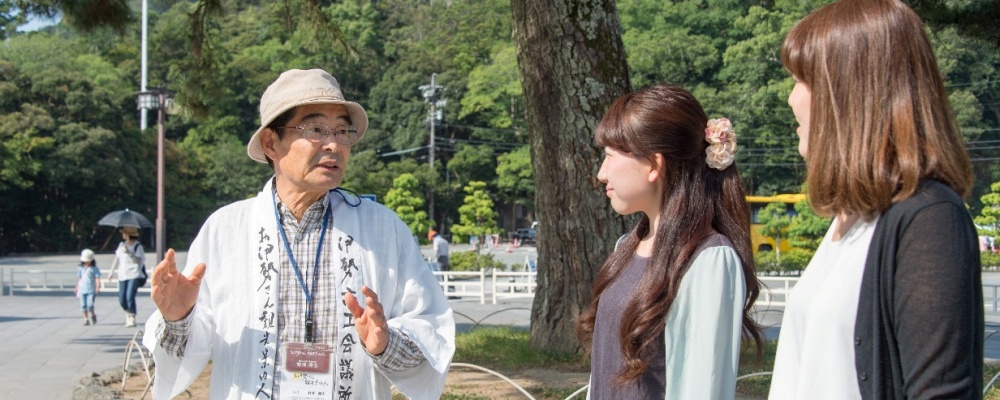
left=140, top=0, right=149, bottom=130
left=419, top=74, right=446, bottom=229
left=429, top=77, right=436, bottom=167
left=419, top=73, right=445, bottom=167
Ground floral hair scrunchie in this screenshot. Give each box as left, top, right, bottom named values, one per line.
left=705, top=117, right=737, bottom=170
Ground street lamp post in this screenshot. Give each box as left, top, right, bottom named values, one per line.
left=137, top=88, right=170, bottom=262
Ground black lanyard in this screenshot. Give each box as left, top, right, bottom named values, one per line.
left=272, top=192, right=331, bottom=343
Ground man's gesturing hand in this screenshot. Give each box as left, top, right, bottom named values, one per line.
left=344, top=285, right=390, bottom=356
left=151, top=248, right=207, bottom=322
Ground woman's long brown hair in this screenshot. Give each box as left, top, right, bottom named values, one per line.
left=781, top=0, right=973, bottom=218
left=577, top=85, right=764, bottom=384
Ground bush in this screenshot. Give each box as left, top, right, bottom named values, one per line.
left=754, top=248, right=814, bottom=275
left=754, top=251, right=781, bottom=275
left=781, top=248, right=814, bottom=274
left=450, top=251, right=506, bottom=272
left=983, top=251, right=1000, bottom=271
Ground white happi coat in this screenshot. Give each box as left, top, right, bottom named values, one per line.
left=143, top=180, right=455, bottom=399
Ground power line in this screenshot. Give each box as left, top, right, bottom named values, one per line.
left=377, top=145, right=429, bottom=157
left=945, top=80, right=998, bottom=88
left=438, top=123, right=522, bottom=134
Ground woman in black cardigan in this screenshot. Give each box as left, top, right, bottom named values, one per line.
left=769, top=0, right=983, bottom=399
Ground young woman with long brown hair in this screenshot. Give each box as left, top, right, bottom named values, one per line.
left=769, top=0, right=983, bottom=398
left=577, top=85, right=764, bottom=399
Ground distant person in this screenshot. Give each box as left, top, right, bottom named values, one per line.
left=577, top=85, right=764, bottom=399
left=768, top=1, right=983, bottom=398
left=76, top=249, right=101, bottom=326
left=143, top=68, right=454, bottom=400
left=432, top=232, right=450, bottom=272
left=110, top=226, right=145, bottom=327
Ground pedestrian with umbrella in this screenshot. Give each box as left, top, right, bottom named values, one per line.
left=99, top=209, right=151, bottom=328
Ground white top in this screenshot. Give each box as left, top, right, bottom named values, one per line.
left=111, top=240, right=145, bottom=281
left=433, top=235, right=449, bottom=258
left=769, top=216, right=879, bottom=400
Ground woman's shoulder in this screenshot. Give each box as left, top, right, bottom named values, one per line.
left=897, top=180, right=964, bottom=209
left=695, top=233, right=735, bottom=254
left=688, top=233, right=739, bottom=268
left=884, top=179, right=969, bottom=223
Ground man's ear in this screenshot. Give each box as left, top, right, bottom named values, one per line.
left=260, top=128, right=280, bottom=160
left=648, top=153, right=665, bottom=183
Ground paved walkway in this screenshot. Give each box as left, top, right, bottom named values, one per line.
left=0, top=248, right=538, bottom=399
left=0, top=291, right=158, bottom=399
left=3, top=249, right=1000, bottom=399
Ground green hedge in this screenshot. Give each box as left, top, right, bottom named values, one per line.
left=449, top=251, right=506, bottom=272
left=757, top=249, right=1000, bottom=273
left=983, top=251, right=1000, bottom=270
left=754, top=248, right=813, bottom=275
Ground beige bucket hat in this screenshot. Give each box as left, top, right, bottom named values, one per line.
left=246, top=69, right=369, bottom=163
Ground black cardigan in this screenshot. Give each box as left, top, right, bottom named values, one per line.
left=854, top=180, right=983, bottom=399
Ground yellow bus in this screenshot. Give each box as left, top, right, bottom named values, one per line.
left=746, top=193, right=807, bottom=254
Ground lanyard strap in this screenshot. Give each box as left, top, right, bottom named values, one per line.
left=272, top=191, right=331, bottom=343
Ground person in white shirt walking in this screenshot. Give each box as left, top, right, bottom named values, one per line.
left=110, top=226, right=144, bottom=327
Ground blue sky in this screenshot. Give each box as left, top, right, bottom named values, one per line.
left=16, top=14, right=59, bottom=32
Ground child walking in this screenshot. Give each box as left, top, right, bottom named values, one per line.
left=76, top=249, right=101, bottom=326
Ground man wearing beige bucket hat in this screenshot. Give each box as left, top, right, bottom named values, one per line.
left=144, top=69, right=454, bottom=400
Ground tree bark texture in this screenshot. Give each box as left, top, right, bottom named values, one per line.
left=511, top=0, right=632, bottom=353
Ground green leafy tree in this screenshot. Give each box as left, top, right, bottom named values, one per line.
left=446, top=144, right=497, bottom=189
left=460, top=45, right=523, bottom=134
left=0, top=103, right=55, bottom=190
left=2, top=0, right=132, bottom=33
left=758, top=202, right=792, bottom=263
left=450, top=181, right=499, bottom=243
left=384, top=173, right=432, bottom=237
left=1, top=0, right=996, bottom=297
left=903, top=0, right=1000, bottom=46
left=788, top=199, right=830, bottom=252
left=976, top=182, right=1000, bottom=243
left=496, top=146, right=533, bottom=209
left=343, top=155, right=437, bottom=205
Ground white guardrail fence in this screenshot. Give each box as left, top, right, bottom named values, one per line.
left=0, top=268, right=151, bottom=295
left=0, top=266, right=537, bottom=304
left=5, top=266, right=1000, bottom=314
left=0, top=263, right=788, bottom=307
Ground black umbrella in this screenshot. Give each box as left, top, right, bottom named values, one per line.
left=98, top=209, right=153, bottom=229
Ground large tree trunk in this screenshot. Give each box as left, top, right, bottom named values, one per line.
left=511, top=0, right=631, bottom=353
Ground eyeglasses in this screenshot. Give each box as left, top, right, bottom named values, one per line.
left=279, top=122, right=359, bottom=145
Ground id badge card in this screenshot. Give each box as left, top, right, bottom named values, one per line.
left=279, top=342, right=334, bottom=400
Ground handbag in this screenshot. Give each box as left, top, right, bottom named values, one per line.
left=128, top=242, right=148, bottom=287
left=137, top=264, right=148, bottom=287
